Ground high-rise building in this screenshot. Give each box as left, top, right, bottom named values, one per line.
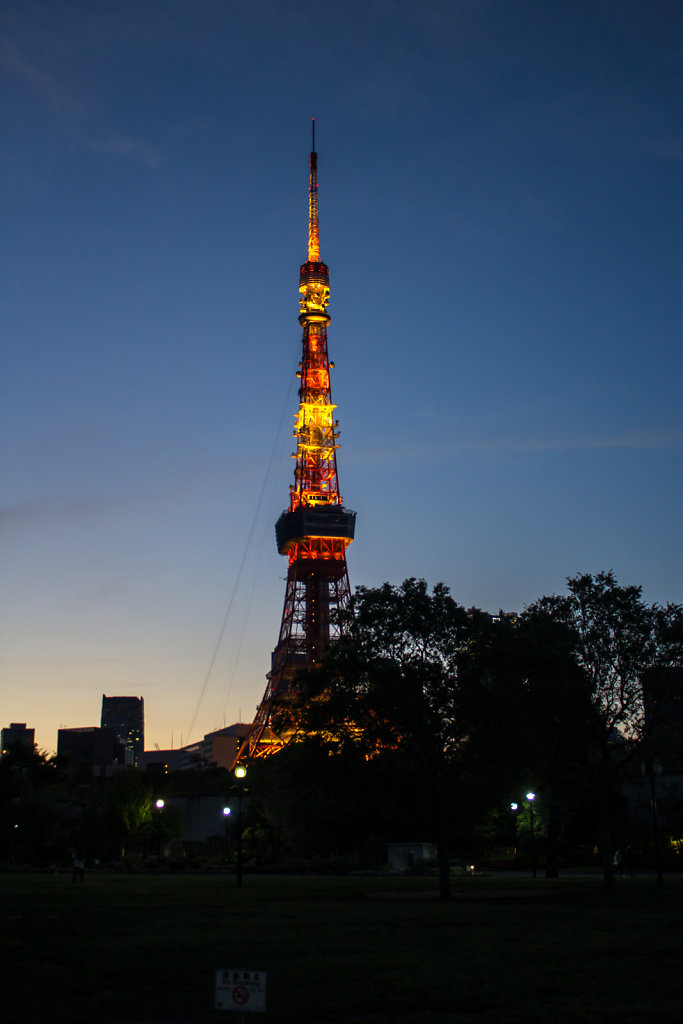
left=237, top=124, right=355, bottom=762
left=1, top=722, right=35, bottom=756
left=57, top=726, right=119, bottom=775
left=101, top=694, right=144, bottom=767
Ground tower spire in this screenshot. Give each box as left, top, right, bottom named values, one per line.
left=308, top=117, right=320, bottom=263
left=234, top=127, right=356, bottom=764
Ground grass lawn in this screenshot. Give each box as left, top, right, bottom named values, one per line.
left=2, top=870, right=682, bottom=1023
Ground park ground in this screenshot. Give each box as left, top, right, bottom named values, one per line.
left=2, top=870, right=682, bottom=1023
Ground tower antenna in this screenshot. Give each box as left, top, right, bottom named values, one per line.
left=308, top=118, right=319, bottom=262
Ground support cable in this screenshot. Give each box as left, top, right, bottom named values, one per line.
left=184, top=354, right=299, bottom=744
left=217, top=420, right=287, bottom=727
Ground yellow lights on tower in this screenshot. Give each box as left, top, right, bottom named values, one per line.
left=299, top=276, right=329, bottom=318
left=292, top=397, right=340, bottom=509
left=308, top=130, right=320, bottom=264
left=295, top=403, right=338, bottom=448
left=308, top=187, right=320, bottom=263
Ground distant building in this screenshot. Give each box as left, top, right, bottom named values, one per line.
left=178, top=724, right=251, bottom=771
left=1, top=722, right=35, bottom=756
left=57, top=726, right=120, bottom=776
left=140, top=748, right=183, bottom=773
left=140, top=724, right=251, bottom=773
left=101, top=694, right=144, bottom=767
left=386, top=842, right=437, bottom=872
left=491, top=610, right=518, bottom=624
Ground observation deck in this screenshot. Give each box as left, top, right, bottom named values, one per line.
left=299, top=260, right=329, bottom=284
left=275, top=505, right=356, bottom=555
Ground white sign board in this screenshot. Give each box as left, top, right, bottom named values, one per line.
left=215, top=968, right=267, bottom=1013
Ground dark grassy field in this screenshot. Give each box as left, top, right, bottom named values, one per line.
left=2, top=871, right=682, bottom=1023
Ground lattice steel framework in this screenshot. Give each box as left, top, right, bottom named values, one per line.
left=236, top=123, right=355, bottom=762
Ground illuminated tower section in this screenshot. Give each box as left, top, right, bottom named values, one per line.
left=240, top=124, right=356, bottom=760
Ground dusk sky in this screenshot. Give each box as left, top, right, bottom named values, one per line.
left=2, top=0, right=682, bottom=754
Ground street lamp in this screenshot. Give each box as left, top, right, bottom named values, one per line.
left=234, top=766, right=247, bottom=888
left=510, top=803, right=519, bottom=864
left=221, top=805, right=232, bottom=863
left=154, top=798, right=166, bottom=864
left=526, top=792, right=537, bottom=878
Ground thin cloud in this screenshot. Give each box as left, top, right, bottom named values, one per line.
left=0, top=41, right=87, bottom=117
left=87, top=134, right=166, bottom=169
left=452, top=429, right=683, bottom=454
left=0, top=447, right=266, bottom=539
left=348, top=426, right=683, bottom=466
left=2, top=40, right=165, bottom=169
left=0, top=494, right=118, bottom=532
left=644, top=135, right=683, bottom=164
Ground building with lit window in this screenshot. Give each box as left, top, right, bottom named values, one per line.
left=1, top=722, right=35, bottom=756
left=179, top=724, right=251, bottom=770
left=140, top=724, right=251, bottom=773
left=101, top=694, right=144, bottom=767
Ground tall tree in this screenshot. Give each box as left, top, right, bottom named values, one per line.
left=275, top=578, right=472, bottom=898
left=100, top=769, right=154, bottom=859
left=523, top=571, right=683, bottom=887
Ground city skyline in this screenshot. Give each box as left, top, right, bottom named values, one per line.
left=2, top=1, right=682, bottom=753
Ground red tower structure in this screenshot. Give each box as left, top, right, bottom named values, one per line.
left=238, top=124, right=356, bottom=761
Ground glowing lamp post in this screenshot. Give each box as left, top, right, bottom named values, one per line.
left=221, top=805, right=232, bottom=864
left=510, top=802, right=519, bottom=864
left=526, top=792, right=537, bottom=878
left=234, top=766, right=247, bottom=888
left=154, top=799, right=166, bottom=863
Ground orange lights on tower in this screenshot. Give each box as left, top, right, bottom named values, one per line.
left=235, top=126, right=356, bottom=763
left=308, top=117, right=320, bottom=263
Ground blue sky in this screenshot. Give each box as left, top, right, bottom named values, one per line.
left=2, top=0, right=682, bottom=753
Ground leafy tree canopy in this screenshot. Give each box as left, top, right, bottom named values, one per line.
left=275, top=578, right=470, bottom=769
left=524, top=570, right=683, bottom=743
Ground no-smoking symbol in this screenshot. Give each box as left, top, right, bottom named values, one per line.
left=232, top=985, right=250, bottom=1006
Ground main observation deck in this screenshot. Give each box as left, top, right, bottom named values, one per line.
left=275, top=505, right=356, bottom=555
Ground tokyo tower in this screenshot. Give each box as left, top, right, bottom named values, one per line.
left=237, top=123, right=356, bottom=761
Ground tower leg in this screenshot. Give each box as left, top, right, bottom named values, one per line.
left=233, top=561, right=351, bottom=764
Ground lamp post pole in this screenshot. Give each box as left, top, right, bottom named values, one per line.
left=510, top=803, right=519, bottom=866
left=155, top=798, right=165, bottom=866
left=222, top=805, right=232, bottom=864
left=234, top=766, right=247, bottom=888
left=526, top=792, right=537, bottom=878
